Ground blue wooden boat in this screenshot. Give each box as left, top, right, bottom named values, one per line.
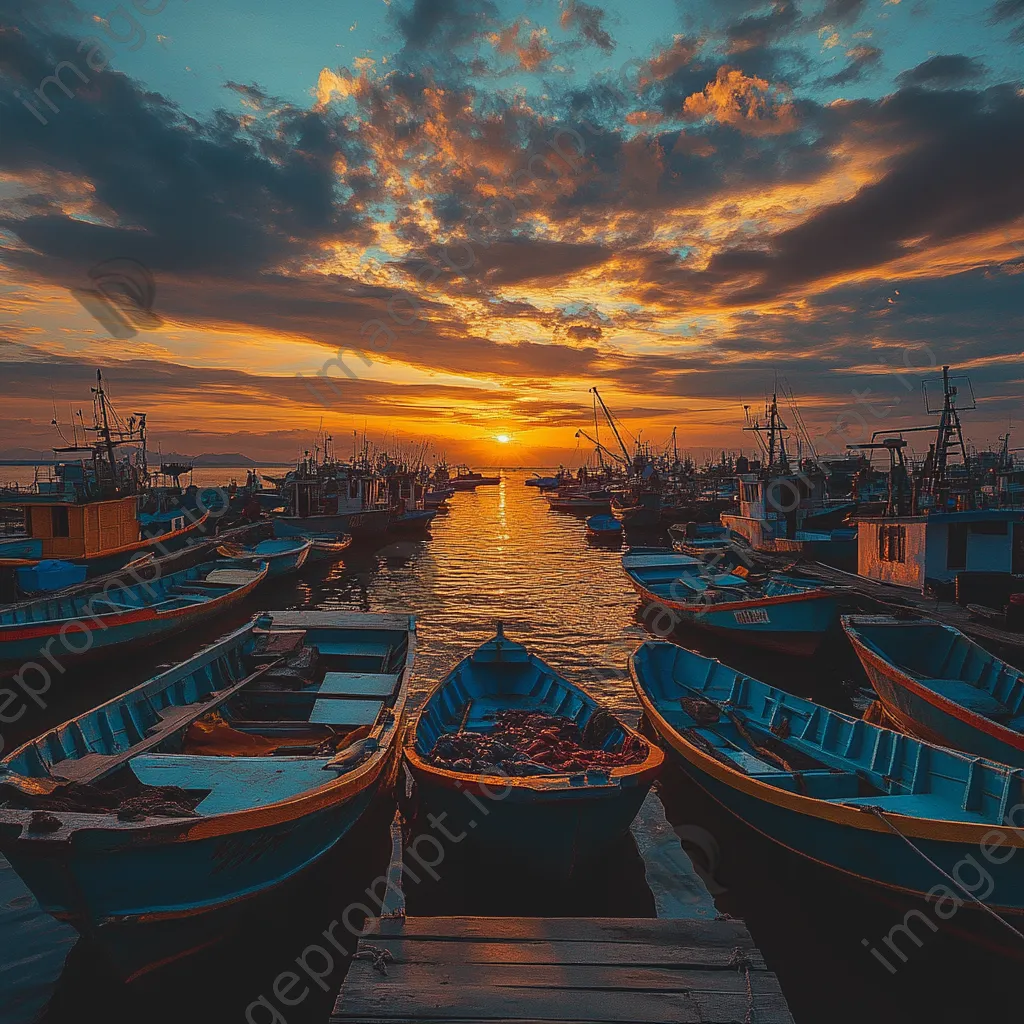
left=622, top=550, right=837, bottom=656
left=630, top=639, right=1024, bottom=919
left=0, top=610, right=415, bottom=979
left=272, top=508, right=390, bottom=542
left=585, top=514, right=622, bottom=540
left=216, top=537, right=311, bottom=578
left=0, top=561, right=267, bottom=669
left=843, top=615, right=1024, bottom=768
left=404, top=626, right=663, bottom=879
left=526, top=475, right=561, bottom=489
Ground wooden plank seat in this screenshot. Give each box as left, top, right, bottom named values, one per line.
left=129, top=753, right=333, bottom=814
left=318, top=671, right=401, bottom=698
left=315, top=642, right=390, bottom=659
left=309, top=697, right=384, bottom=727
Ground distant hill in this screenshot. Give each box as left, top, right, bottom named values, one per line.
left=0, top=448, right=289, bottom=467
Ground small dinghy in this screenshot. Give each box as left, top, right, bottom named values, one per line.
left=0, top=610, right=415, bottom=979
left=217, top=537, right=311, bottom=579
left=405, top=625, right=662, bottom=878
left=0, top=560, right=267, bottom=669
left=631, top=639, right=1024, bottom=919
left=843, top=615, right=1024, bottom=767
left=622, top=550, right=836, bottom=655
left=305, top=534, right=353, bottom=564
left=585, top=514, right=622, bottom=541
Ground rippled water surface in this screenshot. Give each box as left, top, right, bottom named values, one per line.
left=0, top=470, right=1017, bottom=1023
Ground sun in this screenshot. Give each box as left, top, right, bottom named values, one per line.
left=495, top=434, right=511, bottom=444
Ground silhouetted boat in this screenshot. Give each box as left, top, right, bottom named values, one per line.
left=622, top=550, right=837, bottom=655
left=0, top=610, right=415, bottom=980
left=304, top=534, right=353, bottom=563
left=405, top=625, right=662, bottom=878
left=631, top=639, right=1024, bottom=918
left=0, top=560, right=267, bottom=670
left=843, top=615, right=1024, bottom=767
left=544, top=489, right=613, bottom=513
left=585, top=514, right=622, bottom=540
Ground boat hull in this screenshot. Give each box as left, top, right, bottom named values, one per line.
left=272, top=509, right=390, bottom=542
left=407, top=770, right=653, bottom=880
left=0, top=746, right=399, bottom=980
left=630, top=582, right=837, bottom=656
left=0, top=566, right=265, bottom=668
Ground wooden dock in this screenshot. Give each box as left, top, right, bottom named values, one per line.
left=791, top=559, right=1024, bottom=661
left=331, top=792, right=795, bottom=1024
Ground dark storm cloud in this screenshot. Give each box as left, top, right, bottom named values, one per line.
left=702, top=86, right=1024, bottom=303
left=817, top=0, right=869, bottom=25
left=0, top=26, right=367, bottom=277
left=560, top=2, right=615, bottom=52
left=726, top=2, right=800, bottom=52
left=392, top=0, right=499, bottom=50
left=897, top=55, right=987, bottom=88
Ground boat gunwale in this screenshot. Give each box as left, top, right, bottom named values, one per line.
left=626, top=574, right=835, bottom=614
left=628, top=640, right=1024, bottom=846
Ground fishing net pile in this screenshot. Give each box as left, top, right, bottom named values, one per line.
left=0, top=779, right=204, bottom=823
left=424, top=709, right=646, bottom=776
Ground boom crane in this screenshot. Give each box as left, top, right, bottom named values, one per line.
left=589, top=387, right=631, bottom=466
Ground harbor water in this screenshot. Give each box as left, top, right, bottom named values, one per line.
left=0, top=471, right=1016, bottom=1023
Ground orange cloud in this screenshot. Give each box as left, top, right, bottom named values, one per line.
left=682, top=68, right=797, bottom=135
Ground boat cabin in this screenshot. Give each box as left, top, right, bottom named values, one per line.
left=857, top=509, right=1024, bottom=591
left=0, top=494, right=140, bottom=563
left=722, top=472, right=830, bottom=550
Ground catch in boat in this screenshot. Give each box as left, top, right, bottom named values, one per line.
left=0, top=561, right=267, bottom=669
left=404, top=624, right=663, bottom=879
left=622, top=550, right=837, bottom=656
left=216, top=537, right=312, bottom=579
left=0, top=610, right=415, bottom=979
left=843, top=615, right=1024, bottom=768
left=630, top=639, right=1024, bottom=922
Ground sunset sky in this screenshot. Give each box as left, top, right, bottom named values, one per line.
left=1, top=0, right=1022, bottom=466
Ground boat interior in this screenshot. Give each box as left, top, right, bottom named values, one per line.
left=414, top=631, right=632, bottom=757
left=848, top=618, right=1024, bottom=728
left=2, top=615, right=413, bottom=817
left=633, top=641, right=1024, bottom=825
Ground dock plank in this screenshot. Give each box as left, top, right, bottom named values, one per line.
left=332, top=917, right=792, bottom=1024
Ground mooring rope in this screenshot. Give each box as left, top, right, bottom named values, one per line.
left=865, top=805, right=1024, bottom=942
left=353, top=944, right=395, bottom=975
left=728, top=946, right=755, bottom=1023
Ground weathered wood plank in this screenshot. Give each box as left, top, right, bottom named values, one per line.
left=344, top=961, right=767, bottom=993
left=334, top=981, right=791, bottom=1023
left=350, top=937, right=766, bottom=970
left=365, top=917, right=754, bottom=947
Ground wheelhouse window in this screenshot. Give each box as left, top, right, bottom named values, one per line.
left=878, top=524, right=906, bottom=564
left=50, top=506, right=70, bottom=537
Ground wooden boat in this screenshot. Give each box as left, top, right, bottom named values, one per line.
left=405, top=625, right=662, bottom=878
left=770, top=528, right=857, bottom=569
left=669, top=523, right=733, bottom=559
left=0, top=560, right=267, bottom=668
left=544, top=489, right=613, bottom=514
left=216, top=537, right=311, bottom=579
left=843, top=615, right=1024, bottom=768
left=0, top=610, right=415, bottom=979
left=622, top=550, right=837, bottom=655
left=585, top=514, right=622, bottom=540
left=630, top=639, right=1024, bottom=918
left=525, top=475, right=561, bottom=488
left=305, top=534, right=353, bottom=564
